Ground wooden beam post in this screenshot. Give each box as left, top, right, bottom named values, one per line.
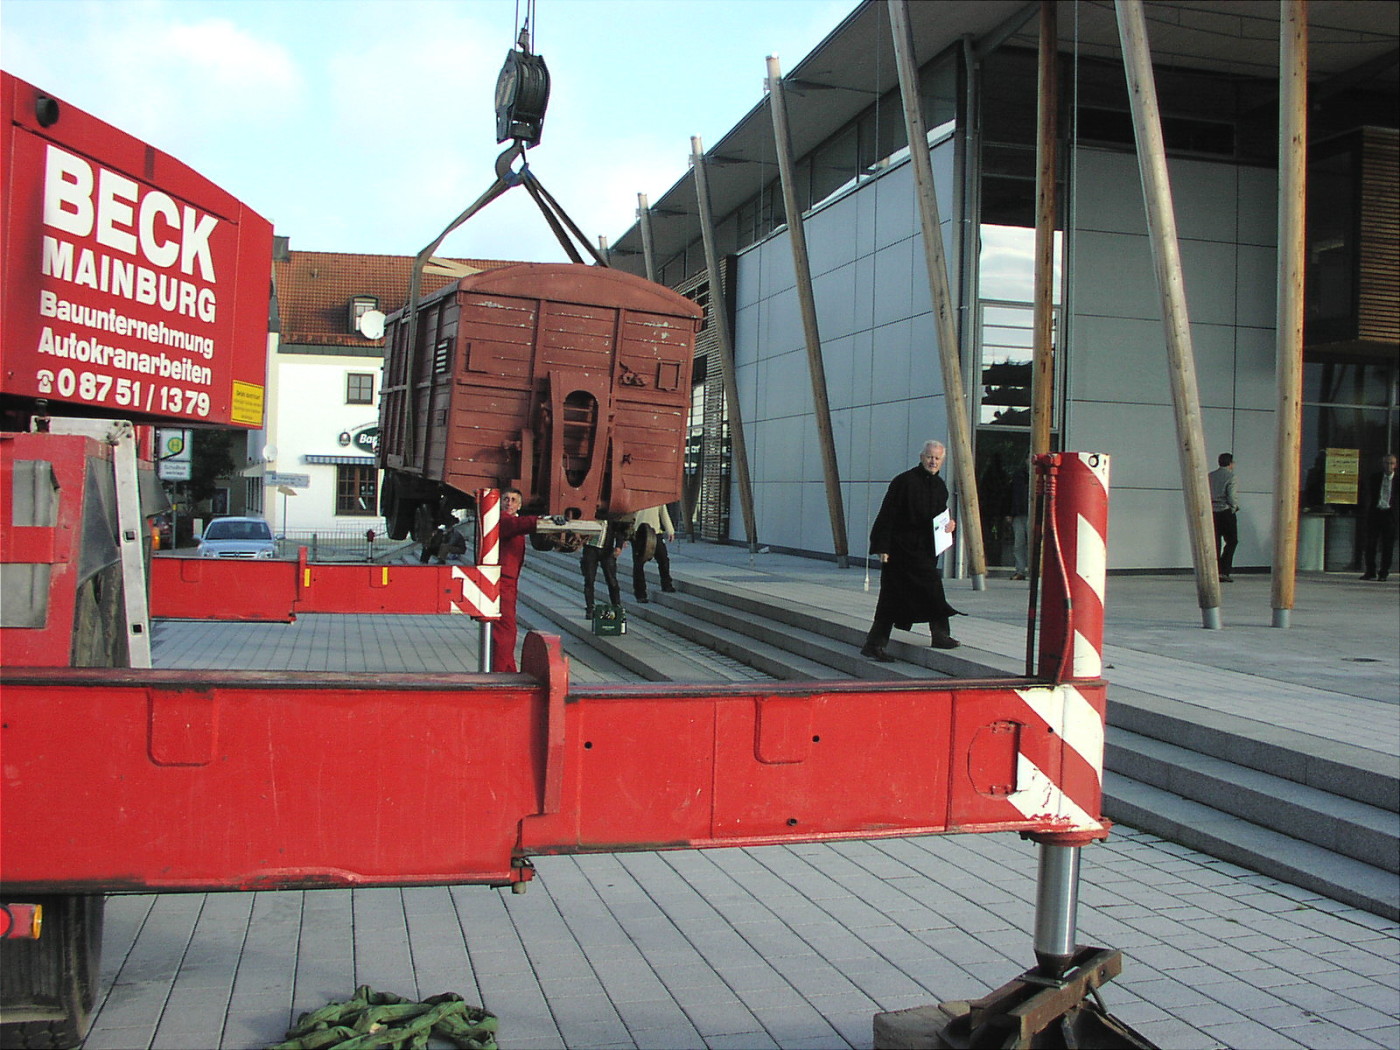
left=1271, top=0, right=1308, bottom=628
left=888, top=0, right=988, bottom=589
left=1115, top=0, right=1222, bottom=628
left=1031, top=0, right=1059, bottom=461
left=691, top=135, right=760, bottom=553
left=766, top=54, right=851, bottom=568
left=637, top=192, right=658, bottom=283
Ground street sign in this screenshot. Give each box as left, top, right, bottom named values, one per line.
left=267, top=472, right=310, bottom=488
left=156, top=429, right=192, bottom=481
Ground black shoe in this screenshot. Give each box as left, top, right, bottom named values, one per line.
left=661, top=584, right=677, bottom=593
left=585, top=607, right=594, bottom=619
left=1010, top=573, right=1027, bottom=581
left=637, top=595, right=650, bottom=604
left=930, top=635, right=961, bottom=650
left=1361, top=573, right=1376, bottom=580
left=1220, top=575, right=1233, bottom=583
left=1380, top=574, right=1390, bottom=582
left=860, top=645, right=894, bottom=662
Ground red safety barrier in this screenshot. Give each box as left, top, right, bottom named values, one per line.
left=149, top=548, right=503, bottom=621
left=152, top=556, right=301, bottom=621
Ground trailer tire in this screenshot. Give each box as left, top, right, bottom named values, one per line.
left=381, top=475, right=413, bottom=541
left=0, top=895, right=104, bottom=1050
left=411, top=503, right=437, bottom=545
left=387, top=498, right=419, bottom=541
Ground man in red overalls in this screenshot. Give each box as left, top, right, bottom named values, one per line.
left=493, top=488, right=541, bottom=672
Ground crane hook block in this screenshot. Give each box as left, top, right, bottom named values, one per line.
left=495, top=48, right=551, bottom=148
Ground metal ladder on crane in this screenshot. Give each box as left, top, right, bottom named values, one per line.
left=34, top=415, right=153, bottom=670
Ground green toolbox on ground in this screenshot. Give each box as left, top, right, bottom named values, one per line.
left=591, top=603, right=626, bottom=636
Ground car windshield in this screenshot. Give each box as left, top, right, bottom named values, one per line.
left=204, top=520, right=272, bottom=541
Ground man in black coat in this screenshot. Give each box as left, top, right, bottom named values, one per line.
left=1360, top=453, right=1398, bottom=582
left=861, top=440, right=962, bottom=661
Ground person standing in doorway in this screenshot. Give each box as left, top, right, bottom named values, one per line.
left=861, top=440, right=962, bottom=660
left=630, top=504, right=676, bottom=603
left=1007, top=461, right=1030, bottom=581
left=1360, top=453, right=1398, bottom=582
left=1208, top=453, right=1239, bottom=582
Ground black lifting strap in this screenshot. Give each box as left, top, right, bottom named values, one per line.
left=512, top=160, right=608, bottom=267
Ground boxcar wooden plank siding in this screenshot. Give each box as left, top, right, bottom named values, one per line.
left=378, top=263, right=703, bottom=534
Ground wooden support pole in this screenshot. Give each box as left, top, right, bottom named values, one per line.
left=1271, top=0, right=1307, bottom=628
left=691, top=135, right=760, bottom=553
left=1114, top=0, right=1222, bottom=628
left=888, top=0, right=988, bottom=589
left=1031, top=0, right=1058, bottom=461
left=637, top=192, right=657, bottom=283
left=766, top=54, right=850, bottom=568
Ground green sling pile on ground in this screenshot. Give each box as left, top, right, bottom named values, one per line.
left=270, top=985, right=497, bottom=1050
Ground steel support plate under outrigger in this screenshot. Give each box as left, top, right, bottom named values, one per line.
left=875, top=947, right=1156, bottom=1049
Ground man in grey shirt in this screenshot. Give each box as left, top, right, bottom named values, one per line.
left=1208, top=453, right=1239, bottom=582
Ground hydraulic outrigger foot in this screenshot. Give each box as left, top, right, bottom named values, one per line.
left=874, top=947, right=1157, bottom=1049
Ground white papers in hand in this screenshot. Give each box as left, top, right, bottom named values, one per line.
left=933, top=511, right=952, bottom=556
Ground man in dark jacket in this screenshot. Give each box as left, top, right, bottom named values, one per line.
left=1360, top=453, right=1398, bottom=582
left=861, top=440, right=962, bottom=661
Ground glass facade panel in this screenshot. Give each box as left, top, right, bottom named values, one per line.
left=1302, top=361, right=1400, bottom=512
left=1305, top=147, right=1357, bottom=345
left=1304, top=362, right=1391, bottom=408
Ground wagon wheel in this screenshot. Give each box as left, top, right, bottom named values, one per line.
left=412, top=503, right=436, bottom=545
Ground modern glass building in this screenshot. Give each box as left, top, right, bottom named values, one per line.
left=607, top=0, right=1398, bottom=573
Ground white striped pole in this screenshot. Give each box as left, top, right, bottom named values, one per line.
left=476, top=489, right=500, bottom=672
left=1038, top=453, right=1110, bottom=682
left=1030, top=452, right=1111, bottom=977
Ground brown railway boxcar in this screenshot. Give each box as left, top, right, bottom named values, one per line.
left=377, top=263, right=703, bottom=540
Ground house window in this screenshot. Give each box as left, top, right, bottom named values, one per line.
left=348, top=295, right=379, bottom=334
left=336, top=465, right=378, bottom=516
left=347, top=372, right=375, bottom=404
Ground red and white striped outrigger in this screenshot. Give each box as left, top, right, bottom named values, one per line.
left=448, top=488, right=502, bottom=622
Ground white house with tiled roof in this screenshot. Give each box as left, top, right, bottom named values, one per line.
left=249, top=238, right=516, bottom=536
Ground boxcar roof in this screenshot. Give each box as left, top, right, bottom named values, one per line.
left=454, top=263, right=703, bottom=322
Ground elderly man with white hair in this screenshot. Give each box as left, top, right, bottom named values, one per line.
left=861, top=440, right=962, bottom=661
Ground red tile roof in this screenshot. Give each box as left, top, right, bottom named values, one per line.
left=274, top=250, right=521, bottom=348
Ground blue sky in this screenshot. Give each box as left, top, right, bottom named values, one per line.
left=3, top=0, right=853, bottom=261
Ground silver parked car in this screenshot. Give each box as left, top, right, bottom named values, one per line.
left=197, top=516, right=277, bottom=559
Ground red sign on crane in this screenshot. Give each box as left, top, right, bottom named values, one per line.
left=0, top=72, right=274, bottom=428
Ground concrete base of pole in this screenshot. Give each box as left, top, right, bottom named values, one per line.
left=1272, top=607, right=1291, bottom=628
left=970, top=573, right=987, bottom=591
left=1201, top=606, right=1222, bottom=630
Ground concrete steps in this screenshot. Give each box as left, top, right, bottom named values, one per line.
left=517, top=559, right=772, bottom=683
left=1105, top=774, right=1399, bottom=920
left=1106, top=728, right=1398, bottom=873
left=1101, top=691, right=1399, bottom=921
